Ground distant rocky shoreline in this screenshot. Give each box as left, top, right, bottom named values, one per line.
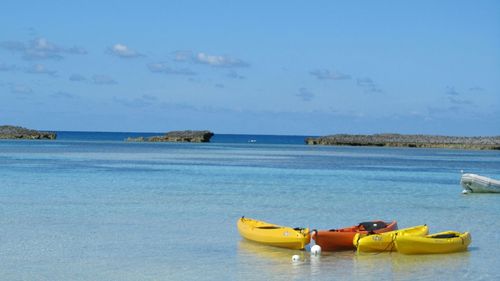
left=2, top=125, right=499, bottom=149
left=0, top=125, right=57, bottom=140
left=126, top=130, right=214, bottom=143
left=305, top=134, right=500, bottom=150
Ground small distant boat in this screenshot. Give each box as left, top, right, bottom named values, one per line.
left=461, top=173, right=500, bottom=193
left=354, top=225, right=428, bottom=253
left=237, top=217, right=310, bottom=250
left=248, top=139, right=257, bottom=143
left=312, top=220, right=398, bottom=251
left=395, top=231, right=471, bottom=254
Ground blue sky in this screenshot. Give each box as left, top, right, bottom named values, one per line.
left=1, top=1, right=499, bottom=135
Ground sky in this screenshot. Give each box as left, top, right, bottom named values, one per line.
left=0, top=0, right=499, bottom=135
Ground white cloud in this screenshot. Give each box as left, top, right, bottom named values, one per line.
left=32, top=38, right=57, bottom=52
left=310, top=69, right=351, bottom=80
left=25, top=64, right=57, bottom=76
left=10, top=84, right=33, bottom=94
left=107, top=43, right=143, bottom=58
left=147, top=62, right=196, bottom=75
left=0, top=37, right=87, bottom=60
left=173, top=50, right=192, bottom=62
left=194, top=52, right=249, bottom=67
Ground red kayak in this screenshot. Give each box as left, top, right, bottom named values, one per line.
left=312, top=221, right=398, bottom=251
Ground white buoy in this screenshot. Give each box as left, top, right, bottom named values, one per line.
left=292, top=255, right=301, bottom=262
left=311, top=245, right=322, bottom=256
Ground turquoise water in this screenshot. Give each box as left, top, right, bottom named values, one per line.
left=1, top=134, right=499, bottom=280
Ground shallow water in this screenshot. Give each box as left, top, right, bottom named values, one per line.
left=0, top=136, right=499, bottom=280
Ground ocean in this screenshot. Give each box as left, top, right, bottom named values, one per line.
left=0, top=132, right=499, bottom=280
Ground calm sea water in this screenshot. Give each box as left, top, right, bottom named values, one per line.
left=1, top=132, right=499, bottom=280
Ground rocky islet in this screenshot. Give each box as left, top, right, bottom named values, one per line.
left=0, top=125, right=57, bottom=140
left=305, top=133, right=500, bottom=150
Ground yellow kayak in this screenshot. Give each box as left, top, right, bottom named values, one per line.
left=354, top=225, right=428, bottom=253
left=395, top=231, right=471, bottom=254
left=237, top=217, right=310, bottom=250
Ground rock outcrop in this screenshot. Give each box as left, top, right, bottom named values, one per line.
left=0, top=125, right=57, bottom=140
left=305, top=133, right=500, bottom=150
left=126, top=130, right=214, bottom=143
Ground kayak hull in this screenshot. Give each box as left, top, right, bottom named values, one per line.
left=237, top=217, right=310, bottom=250
left=312, top=221, right=397, bottom=251
left=395, top=231, right=471, bottom=254
left=354, top=225, right=429, bottom=253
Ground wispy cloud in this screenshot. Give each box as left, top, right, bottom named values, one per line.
left=215, top=83, right=225, bottom=88
left=469, top=86, right=484, bottom=92
left=9, top=84, right=33, bottom=94
left=69, top=73, right=87, bottom=82
left=51, top=91, right=75, bottom=99
left=427, top=105, right=465, bottom=116
left=107, top=43, right=144, bottom=58
left=448, top=96, right=473, bottom=105
left=445, top=87, right=472, bottom=105
left=194, top=52, right=249, bottom=68
left=0, top=37, right=86, bottom=60
left=92, top=74, right=117, bottom=85
left=142, top=94, right=158, bottom=101
left=446, top=87, right=460, bottom=96
left=187, top=77, right=202, bottom=83
left=227, top=70, right=245, bottom=79
left=356, top=77, right=383, bottom=93
left=426, top=87, right=475, bottom=116
left=0, top=62, right=17, bottom=72
left=310, top=69, right=351, bottom=80
left=25, top=64, right=57, bottom=76
left=0, top=41, right=25, bottom=51
left=170, top=50, right=249, bottom=70
left=172, top=50, right=193, bottom=62
left=147, top=62, right=197, bottom=75
left=158, top=101, right=198, bottom=111
left=113, top=95, right=158, bottom=107
left=27, top=27, right=37, bottom=37
left=297, top=87, right=315, bottom=101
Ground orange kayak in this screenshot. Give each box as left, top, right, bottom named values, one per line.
left=312, top=221, right=398, bottom=251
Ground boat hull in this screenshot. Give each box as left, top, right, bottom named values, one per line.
left=237, top=217, right=310, bottom=250
left=395, top=231, right=471, bottom=254
left=461, top=173, right=500, bottom=193
left=312, top=221, right=397, bottom=251
left=354, top=225, right=428, bottom=253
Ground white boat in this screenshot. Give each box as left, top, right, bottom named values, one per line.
left=461, top=173, right=500, bottom=193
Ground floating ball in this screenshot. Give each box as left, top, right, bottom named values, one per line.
left=292, top=255, right=300, bottom=262
left=311, top=245, right=322, bottom=255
